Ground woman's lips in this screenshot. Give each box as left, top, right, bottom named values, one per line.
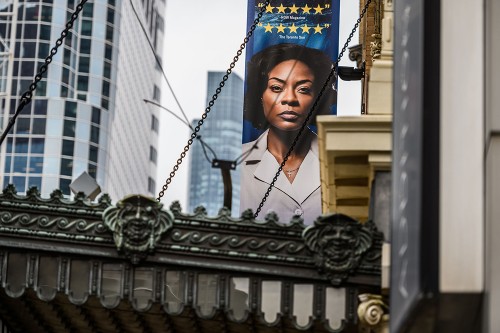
left=278, top=111, right=300, bottom=121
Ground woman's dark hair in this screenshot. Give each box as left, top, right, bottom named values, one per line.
left=244, top=43, right=336, bottom=129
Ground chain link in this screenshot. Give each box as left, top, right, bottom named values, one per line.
left=157, top=0, right=271, bottom=201
left=0, top=0, right=88, bottom=146
left=253, top=0, right=373, bottom=218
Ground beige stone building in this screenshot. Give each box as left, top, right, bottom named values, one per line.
left=317, top=0, right=500, bottom=331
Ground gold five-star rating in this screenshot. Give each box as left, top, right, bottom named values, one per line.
left=260, top=23, right=328, bottom=34
left=260, top=2, right=329, bottom=14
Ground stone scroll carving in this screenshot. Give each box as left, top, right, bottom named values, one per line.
left=303, top=214, right=376, bottom=285
left=358, top=293, right=389, bottom=333
left=103, top=195, right=174, bottom=264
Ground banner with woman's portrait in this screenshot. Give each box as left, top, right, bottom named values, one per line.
left=240, top=0, right=340, bottom=224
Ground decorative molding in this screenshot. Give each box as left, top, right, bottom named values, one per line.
left=371, top=33, right=382, bottom=60
left=103, top=195, right=174, bottom=264
left=169, top=230, right=305, bottom=254
left=348, top=44, right=363, bottom=68
left=0, top=188, right=382, bottom=284
left=357, top=293, right=389, bottom=333
left=303, top=214, right=382, bottom=285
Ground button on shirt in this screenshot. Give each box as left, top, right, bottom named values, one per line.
left=239, top=129, right=322, bottom=225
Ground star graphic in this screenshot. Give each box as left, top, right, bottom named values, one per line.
left=265, top=4, right=274, bottom=13
left=302, top=4, right=312, bottom=14
left=277, top=23, right=286, bottom=33
left=277, top=3, right=287, bottom=13
left=288, top=23, right=298, bottom=33
left=264, top=23, right=274, bottom=33
left=314, top=24, right=324, bottom=34
left=314, top=4, right=324, bottom=14
left=301, top=24, right=311, bottom=33
left=289, top=4, right=299, bottom=13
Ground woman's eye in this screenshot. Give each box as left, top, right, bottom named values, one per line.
left=297, top=86, right=312, bottom=94
left=269, top=85, right=283, bottom=92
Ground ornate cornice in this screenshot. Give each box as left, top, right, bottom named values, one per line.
left=0, top=187, right=382, bottom=286
left=1, top=185, right=111, bottom=215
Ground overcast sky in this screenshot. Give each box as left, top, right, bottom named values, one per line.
left=157, top=0, right=361, bottom=211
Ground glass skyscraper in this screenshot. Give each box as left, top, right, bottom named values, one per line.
left=187, top=71, right=243, bottom=216
left=0, top=0, right=164, bottom=201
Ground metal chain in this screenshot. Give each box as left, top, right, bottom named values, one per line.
left=253, top=0, right=373, bottom=218
left=0, top=0, right=88, bottom=146
left=157, top=0, right=271, bottom=201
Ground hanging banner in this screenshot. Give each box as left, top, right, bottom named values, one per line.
left=239, top=0, right=340, bottom=224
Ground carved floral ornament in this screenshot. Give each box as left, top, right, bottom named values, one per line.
left=303, top=214, right=376, bottom=285
left=103, top=195, right=174, bottom=264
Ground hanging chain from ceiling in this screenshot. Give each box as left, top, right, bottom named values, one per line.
left=156, top=1, right=271, bottom=202
left=0, top=0, right=89, bottom=146
left=253, top=0, right=373, bottom=218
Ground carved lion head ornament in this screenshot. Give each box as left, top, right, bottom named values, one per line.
left=303, top=214, right=375, bottom=285
left=103, top=195, right=174, bottom=263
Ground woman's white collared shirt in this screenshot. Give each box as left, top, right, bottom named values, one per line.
left=239, top=129, right=322, bottom=225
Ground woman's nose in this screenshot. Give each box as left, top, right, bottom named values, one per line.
left=279, top=88, right=298, bottom=105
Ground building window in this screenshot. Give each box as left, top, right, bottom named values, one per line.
left=77, top=75, right=89, bottom=91
left=65, top=101, right=77, bottom=118
left=148, top=177, right=156, bottom=194
left=90, top=126, right=100, bottom=144
left=89, top=145, right=98, bottom=163
left=101, top=97, right=109, bottom=110
left=38, top=42, right=49, bottom=59
left=31, top=138, right=44, bottom=154
left=107, top=9, right=115, bottom=24
left=79, top=56, right=90, bottom=73
left=13, top=176, right=26, bottom=193
left=41, top=5, right=52, bottom=23
left=32, top=118, right=46, bottom=134
left=88, top=163, right=97, bottom=179
left=105, top=44, right=113, bottom=60
left=39, top=24, right=51, bottom=40
left=151, top=115, right=159, bottom=133
left=59, top=178, right=71, bottom=195
left=82, top=2, right=94, bottom=17
left=62, top=139, right=74, bottom=156
left=63, top=120, right=76, bottom=137
left=60, top=158, right=73, bottom=176
left=102, top=80, right=110, bottom=97
left=6, top=137, right=13, bottom=153
left=15, top=138, right=29, bottom=153
left=103, top=62, right=112, bottom=79
left=28, top=177, right=41, bottom=191
left=153, top=84, right=161, bottom=102
left=4, top=156, right=11, bottom=173
left=91, top=107, right=101, bottom=124
left=13, top=156, right=28, bottom=173
left=156, top=15, right=164, bottom=33
left=34, top=99, right=48, bottom=115
left=16, top=118, right=30, bottom=134
left=149, top=146, right=157, bottom=164
left=80, top=38, right=91, bottom=54
left=29, top=157, right=43, bottom=174
left=81, top=20, right=92, bottom=36
left=106, top=25, right=114, bottom=42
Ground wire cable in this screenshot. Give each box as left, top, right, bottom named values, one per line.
left=143, top=99, right=216, bottom=164
left=128, top=0, right=190, bottom=126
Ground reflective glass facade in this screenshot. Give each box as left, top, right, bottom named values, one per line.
left=187, top=72, right=243, bottom=216
left=0, top=0, right=163, bottom=200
